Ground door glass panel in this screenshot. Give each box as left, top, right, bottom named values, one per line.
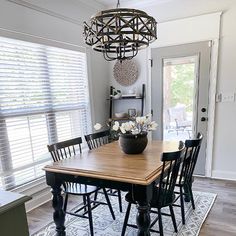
left=163, top=56, right=198, bottom=141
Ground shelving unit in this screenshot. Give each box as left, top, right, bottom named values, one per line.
left=108, top=84, right=145, bottom=121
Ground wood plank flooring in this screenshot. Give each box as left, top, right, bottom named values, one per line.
left=27, top=177, right=236, bottom=235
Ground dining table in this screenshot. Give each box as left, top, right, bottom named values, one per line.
left=44, top=140, right=181, bottom=236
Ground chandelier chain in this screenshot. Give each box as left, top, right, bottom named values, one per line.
left=116, top=0, right=120, bottom=8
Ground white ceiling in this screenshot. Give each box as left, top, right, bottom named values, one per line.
left=94, top=0, right=169, bottom=8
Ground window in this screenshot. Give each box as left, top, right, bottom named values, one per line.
left=0, top=36, right=91, bottom=190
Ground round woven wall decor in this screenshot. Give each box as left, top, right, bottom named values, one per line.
left=113, top=60, right=138, bottom=86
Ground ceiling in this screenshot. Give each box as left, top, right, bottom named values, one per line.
left=94, top=0, right=168, bottom=8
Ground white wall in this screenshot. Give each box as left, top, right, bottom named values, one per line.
left=109, top=0, right=236, bottom=181
left=0, top=0, right=110, bottom=125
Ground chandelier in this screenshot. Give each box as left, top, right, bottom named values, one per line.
left=83, top=0, right=157, bottom=61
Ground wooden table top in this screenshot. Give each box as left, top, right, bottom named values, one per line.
left=44, top=140, right=180, bottom=185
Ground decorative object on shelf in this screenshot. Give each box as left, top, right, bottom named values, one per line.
left=115, top=112, right=127, bottom=118
left=111, top=87, right=122, bottom=99
left=113, top=60, right=138, bottom=86
left=128, top=109, right=136, bottom=117
left=83, top=0, right=157, bottom=61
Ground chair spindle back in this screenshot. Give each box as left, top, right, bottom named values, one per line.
left=47, top=137, right=82, bottom=162
left=84, top=130, right=110, bottom=150
left=178, top=133, right=203, bottom=185
left=157, top=148, right=184, bottom=206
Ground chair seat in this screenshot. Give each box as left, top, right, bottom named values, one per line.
left=163, top=175, right=194, bottom=186
left=125, top=187, right=175, bottom=208
left=63, top=183, right=99, bottom=195
left=175, top=175, right=194, bottom=186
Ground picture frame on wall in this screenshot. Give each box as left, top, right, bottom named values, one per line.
left=128, top=108, right=136, bottom=117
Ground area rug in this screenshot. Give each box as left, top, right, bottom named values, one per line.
left=32, top=191, right=216, bottom=236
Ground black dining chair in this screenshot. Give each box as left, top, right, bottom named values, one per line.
left=121, top=148, right=184, bottom=236
left=173, top=133, right=203, bottom=224
left=47, top=137, right=115, bottom=236
left=84, top=130, right=123, bottom=212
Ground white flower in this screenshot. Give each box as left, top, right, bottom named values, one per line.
left=148, top=121, right=158, bottom=130
left=131, top=128, right=139, bottom=135
left=145, top=113, right=152, bottom=123
left=120, top=126, right=126, bottom=134
left=121, top=122, right=131, bottom=132
left=128, top=121, right=135, bottom=128
left=112, top=121, right=120, bottom=131
left=94, top=123, right=102, bottom=130
left=136, top=116, right=148, bottom=125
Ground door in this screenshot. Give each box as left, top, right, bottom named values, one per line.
left=151, top=41, right=211, bottom=175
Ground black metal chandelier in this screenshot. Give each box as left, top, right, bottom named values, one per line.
left=83, top=0, right=157, bottom=61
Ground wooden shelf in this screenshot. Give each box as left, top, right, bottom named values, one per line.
left=109, top=84, right=145, bottom=120
left=107, top=96, right=143, bottom=101
left=109, top=117, right=131, bottom=121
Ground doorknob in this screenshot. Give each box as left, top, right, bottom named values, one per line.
left=201, top=117, right=208, bottom=122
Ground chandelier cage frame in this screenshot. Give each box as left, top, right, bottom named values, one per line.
left=83, top=6, right=157, bottom=61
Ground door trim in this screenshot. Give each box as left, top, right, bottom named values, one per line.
left=147, top=39, right=219, bottom=177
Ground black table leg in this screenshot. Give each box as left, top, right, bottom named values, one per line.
left=136, top=202, right=151, bottom=236
left=46, top=171, right=65, bottom=236
left=51, top=185, right=66, bottom=236
left=132, top=184, right=153, bottom=236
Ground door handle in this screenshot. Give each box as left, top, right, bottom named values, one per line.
left=201, top=117, right=208, bottom=122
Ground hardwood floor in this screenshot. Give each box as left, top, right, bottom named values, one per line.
left=27, top=177, right=236, bottom=235
left=193, top=177, right=236, bottom=236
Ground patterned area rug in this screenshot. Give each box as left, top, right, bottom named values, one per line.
left=32, top=191, right=216, bottom=236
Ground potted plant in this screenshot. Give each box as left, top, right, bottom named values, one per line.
left=94, top=114, right=158, bottom=154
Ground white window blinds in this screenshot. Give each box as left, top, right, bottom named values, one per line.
left=0, top=36, right=91, bottom=190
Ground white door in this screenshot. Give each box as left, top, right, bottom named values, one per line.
left=151, top=41, right=211, bottom=175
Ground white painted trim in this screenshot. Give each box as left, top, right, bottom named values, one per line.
left=86, top=49, right=96, bottom=126
left=212, top=170, right=236, bottom=181
left=205, top=39, right=220, bottom=177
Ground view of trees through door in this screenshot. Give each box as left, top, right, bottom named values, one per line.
left=163, top=56, right=198, bottom=141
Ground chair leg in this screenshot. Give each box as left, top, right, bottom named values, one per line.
left=93, top=190, right=98, bottom=206
left=83, top=195, right=87, bottom=213
left=179, top=187, right=186, bottom=224
left=189, top=186, right=195, bottom=210
left=158, top=208, right=164, bottom=236
left=118, top=190, right=123, bottom=212
left=63, top=193, right=68, bottom=212
left=169, top=205, right=178, bottom=233
left=102, top=188, right=115, bottom=220
left=121, top=202, right=132, bottom=236
left=86, top=195, right=94, bottom=236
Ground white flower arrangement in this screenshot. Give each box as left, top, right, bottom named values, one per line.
left=94, top=114, right=158, bottom=136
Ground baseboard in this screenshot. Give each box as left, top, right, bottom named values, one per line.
left=212, top=170, right=236, bottom=181
left=25, top=189, right=52, bottom=212
left=12, top=177, right=52, bottom=212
